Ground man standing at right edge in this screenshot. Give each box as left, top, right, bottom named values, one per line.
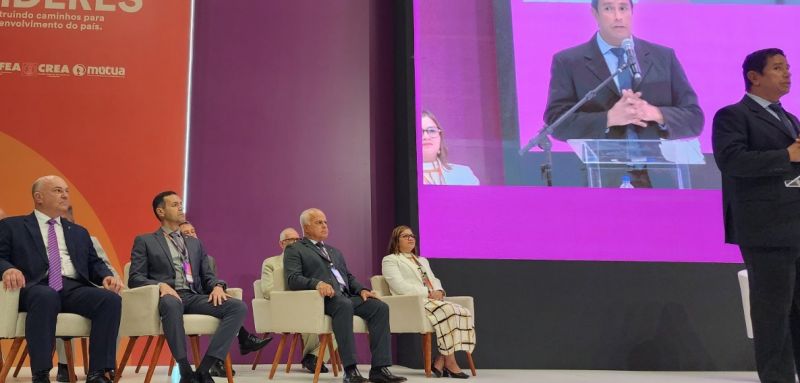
left=713, top=48, right=798, bottom=383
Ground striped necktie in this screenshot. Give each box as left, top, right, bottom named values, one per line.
left=47, top=219, right=63, bottom=291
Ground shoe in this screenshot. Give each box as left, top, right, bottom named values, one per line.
left=104, top=369, right=115, bottom=383
left=444, top=367, right=469, bottom=379
left=56, top=363, right=69, bottom=382
left=239, top=334, right=272, bottom=355
left=178, top=370, right=198, bottom=383
left=32, top=370, right=51, bottom=383
left=431, top=366, right=444, bottom=378
left=369, top=367, right=407, bottom=383
left=86, top=370, right=111, bottom=383
left=195, top=371, right=215, bottom=383
left=208, top=359, right=235, bottom=377
left=301, top=353, right=329, bottom=373
left=342, top=367, right=369, bottom=383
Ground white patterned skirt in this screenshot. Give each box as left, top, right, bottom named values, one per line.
left=424, top=299, right=476, bottom=355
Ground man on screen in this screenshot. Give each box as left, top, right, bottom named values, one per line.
left=544, top=0, right=703, bottom=186
left=713, top=48, right=798, bottom=383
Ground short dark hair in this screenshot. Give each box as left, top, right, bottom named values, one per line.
left=743, top=48, right=785, bottom=91
left=152, top=191, right=177, bottom=221
left=592, top=0, right=634, bottom=11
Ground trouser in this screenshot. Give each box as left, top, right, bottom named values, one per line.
left=741, top=246, right=800, bottom=383
left=158, top=290, right=247, bottom=361
left=19, top=278, right=121, bottom=373
left=324, top=295, right=391, bottom=367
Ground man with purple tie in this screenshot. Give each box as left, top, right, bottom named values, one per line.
left=0, top=175, right=123, bottom=383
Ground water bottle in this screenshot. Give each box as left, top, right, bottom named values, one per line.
left=620, top=174, right=634, bottom=189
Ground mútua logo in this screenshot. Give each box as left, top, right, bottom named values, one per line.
left=72, top=64, right=86, bottom=77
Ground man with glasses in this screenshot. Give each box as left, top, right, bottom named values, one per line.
left=261, top=227, right=335, bottom=373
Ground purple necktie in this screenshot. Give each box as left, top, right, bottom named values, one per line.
left=47, top=219, right=63, bottom=291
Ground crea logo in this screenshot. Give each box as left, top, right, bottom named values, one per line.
left=72, top=64, right=85, bottom=76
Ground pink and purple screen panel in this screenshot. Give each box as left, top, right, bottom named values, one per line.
left=413, top=0, right=799, bottom=263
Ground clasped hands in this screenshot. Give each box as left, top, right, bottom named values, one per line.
left=607, top=89, right=664, bottom=128
left=315, top=281, right=379, bottom=301
left=2, top=268, right=123, bottom=294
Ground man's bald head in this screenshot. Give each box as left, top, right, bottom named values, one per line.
left=279, top=227, right=300, bottom=250
left=31, top=175, right=70, bottom=218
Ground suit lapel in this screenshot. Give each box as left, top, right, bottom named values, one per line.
left=742, top=96, right=794, bottom=139
left=632, top=39, right=653, bottom=91
left=153, top=228, right=174, bottom=266
left=397, top=254, right=424, bottom=283
left=583, top=37, right=620, bottom=97
left=24, top=213, right=48, bottom=263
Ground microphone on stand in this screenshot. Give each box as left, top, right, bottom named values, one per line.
left=621, top=38, right=642, bottom=82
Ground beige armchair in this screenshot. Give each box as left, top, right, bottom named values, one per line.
left=370, top=275, right=477, bottom=377
left=0, top=288, right=90, bottom=383
left=115, top=263, right=241, bottom=383
left=268, top=267, right=373, bottom=383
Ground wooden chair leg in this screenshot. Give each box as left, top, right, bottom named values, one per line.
left=168, top=358, right=175, bottom=376
left=466, top=352, right=477, bottom=376
left=13, top=342, right=28, bottom=377
left=312, top=335, right=330, bottom=383
left=268, top=333, right=287, bottom=379
left=251, top=333, right=268, bottom=370
left=0, top=341, right=4, bottom=372
left=224, top=353, right=234, bottom=383
left=143, top=336, right=165, bottom=383
left=422, top=333, right=432, bottom=377
left=80, top=338, right=89, bottom=376
left=114, top=336, right=137, bottom=383
left=285, top=333, right=300, bottom=373
left=0, top=338, right=24, bottom=383
left=189, top=335, right=202, bottom=369
left=326, top=336, right=338, bottom=377
left=64, top=338, right=77, bottom=383
left=135, top=335, right=153, bottom=373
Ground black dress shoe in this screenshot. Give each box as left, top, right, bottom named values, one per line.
left=104, top=369, right=115, bottom=382
left=32, top=370, right=51, bottom=383
left=86, top=370, right=111, bottom=383
left=208, top=358, right=235, bottom=377
left=56, top=363, right=69, bottom=382
left=369, top=367, right=407, bottom=383
left=431, top=366, right=444, bottom=378
left=195, top=371, right=215, bottom=383
left=342, top=367, right=369, bottom=383
left=301, top=353, right=329, bottom=373
left=444, top=368, right=469, bottom=379
left=178, top=370, right=198, bottom=383
left=239, top=334, right=272, bottom=355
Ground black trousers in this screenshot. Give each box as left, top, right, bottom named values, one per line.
left=324, top=294, right=391, bottom=368
left=158, top=290, right=247, bottom=362
left=741, top=246, right=800, bottom=383
left=19, top=278, right=121, bottom=373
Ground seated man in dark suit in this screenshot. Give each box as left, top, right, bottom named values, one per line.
left=544, top=0, right=703, bottom=187
left=284, top=208, right=406, bottom=383
left=128, top=191, right=256, bottom=383
left=0, top=175, right=123, bottom=383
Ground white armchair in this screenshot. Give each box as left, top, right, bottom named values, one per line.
left=370, top=275, right=477, bottom=377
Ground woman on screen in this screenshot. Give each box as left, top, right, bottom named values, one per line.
left=422, top=110, right=479, bottom=185
left=382, top=225, right=475, bottom=379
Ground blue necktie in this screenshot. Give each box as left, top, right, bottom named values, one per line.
left=769, top=103, right=798, bottom=138
left=611, top=47, right=639, bottom=140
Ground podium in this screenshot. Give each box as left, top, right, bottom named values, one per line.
left=567, top=138, right=706, bottom=189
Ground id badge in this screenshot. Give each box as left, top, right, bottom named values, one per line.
left=183, top=261, right=194, bottom=284
left=330, top=266, right=347, bottom=288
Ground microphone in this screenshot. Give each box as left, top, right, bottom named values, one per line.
left=621, top=38, right=642, bottom=81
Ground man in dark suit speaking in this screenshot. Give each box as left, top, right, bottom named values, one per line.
left=129, top=191, right=253, bottom=383
left=0, top=175, right=123, bottom=383
left=284, top=208, right=405, bottom=383
left=544, top=0, right=704, bottom=187
left=713, top=48, right=797, bottom=383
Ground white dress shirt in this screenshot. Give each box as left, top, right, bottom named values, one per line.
left=34, top=209, right=78, bottom=279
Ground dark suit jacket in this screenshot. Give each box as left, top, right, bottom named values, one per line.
left=545, top=35, right=704, bottom=141
left=284, top=238, right=366, bottom=296
left=0, top=212, right=112, bottom=286
left=128, top=228, right=224, bottom=293
left=712, top=95, right=800, bottom=246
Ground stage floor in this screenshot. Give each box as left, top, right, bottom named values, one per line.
left=7, top=365, right=760, bottom=383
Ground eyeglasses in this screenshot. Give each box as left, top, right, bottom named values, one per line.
left=421, top=128, right=441, bottom=137
left=400, top=234, right=416, bottom=239
left=281, top=238, right=300, bottom=243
